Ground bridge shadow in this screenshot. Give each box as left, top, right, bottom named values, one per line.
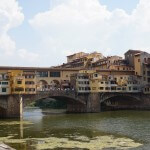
left=101, top=95, right=143, bottom=111
left=34, top=97, right=67, bottom=110
left=0, top=107, right=7, bottom=118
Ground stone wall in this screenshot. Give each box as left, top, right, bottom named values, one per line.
left=86, top=93, right=101, bottom=112
left=6, top=95, right=20, bottom=118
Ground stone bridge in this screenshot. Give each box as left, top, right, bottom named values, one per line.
left=0, top=91, right=150, bottom=118
left=23, top=90, right=86, bottom=106
left=100, top=92, right=143, bottom=103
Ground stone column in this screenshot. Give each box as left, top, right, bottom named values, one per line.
left=87, top=93, right=101, bottom=112
left=20, top=96, right=23, bottom=119
left=6, top=95, right=20, bottom=118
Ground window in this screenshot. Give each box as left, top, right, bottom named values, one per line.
left=138, top=59, right=140, bottom=62
left=25, top=88, right=35, bottom=92
left=105, top=87, right=110, bottom=90
left=111, top=87, right=116, bottom=90
left=94, top=74, right=98, bottom=77
left=37, top=71, right=48, bottom=77
left=2, top=88, right=6, bottom=93
left=50, top=72, right=60, bottom=77
left=122, top=87, right=126, bottom=91
left=15, top=88, right=24, bottom=92
left=2, top=82, right=8, bottom=85
left=25, top=81, right=34, bottom=85
left=92, top=87, right=96, bottom=90
left=129, top=87, right=131, bottom=91
left=85, top=87, right=89, bottom=91
left=25, top=75, right=34, bottom=79
left=99, top=87, right=104, bottom=90
left=133, top=87, right=138, bottom=91
left=101, top=82, right=104, bottom=84
left=147, top=71, right=150, bottom=76
left=17, top=81, right=22, bottom=84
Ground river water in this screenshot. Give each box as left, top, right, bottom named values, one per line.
left=0, top=108, right=150, bottom=150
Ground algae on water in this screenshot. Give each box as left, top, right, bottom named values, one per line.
left=0, top=135, right=142, bottom=150
left=31, top=135, right=142, bottom=150
left=0, top=121, right=33, bottom=126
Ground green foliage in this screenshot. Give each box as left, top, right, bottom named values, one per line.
left=34, top=98, right=67, bottom=109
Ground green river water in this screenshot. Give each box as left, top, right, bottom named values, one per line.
left=0, top=108, right=150, bottom=150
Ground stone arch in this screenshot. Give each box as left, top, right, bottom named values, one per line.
left=37, top=80, right=49, bottom=91
left=100, top=93, right=142, bottom=111
left=50, top=80, right=60, bottom=89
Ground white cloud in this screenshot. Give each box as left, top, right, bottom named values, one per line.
left=0, top=0, right=24, bottom=54
left=0, top=0, right=40, bottom=66
left=29, top=0, right=150, bottom=66
left=18, top=49, right=39, bottom=62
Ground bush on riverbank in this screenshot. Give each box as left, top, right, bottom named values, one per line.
left=33, top=98, right=67, bottom=109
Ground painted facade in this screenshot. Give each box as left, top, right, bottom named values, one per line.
left=8, top=70, right=25, bottom=94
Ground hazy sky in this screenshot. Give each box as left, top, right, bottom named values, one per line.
left=2, top=0, right=150, bottom=67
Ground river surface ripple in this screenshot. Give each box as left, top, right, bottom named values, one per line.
left=0, top=108, right=150, bottom=150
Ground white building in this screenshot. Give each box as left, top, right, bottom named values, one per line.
left=0, top=73, right=11, bottom=95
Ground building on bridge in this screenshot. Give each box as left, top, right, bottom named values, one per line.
left=70, top=69, right=142, bottom=93
left=8, top=70, right=25, bottom=94
left=0, top=71, right=10, bottom=95
left=134, top=51, right=150, bottom=93
left=60, top=51, right=104, bottom=69
left=23, top=71, right=36, bottom=94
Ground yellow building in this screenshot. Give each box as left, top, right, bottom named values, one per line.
left=62, top=52, right=103, bottom=69
left=23, top=71, right=36, bottom=94
left=89, top=71, right=141, bottom=93
left=70, top=70, right=95, bottom=93
left=8, top=70, right=25, bottom=94
left=67, top=52, right=87, bottom=63
left=92, top=56, right=123, bottom=70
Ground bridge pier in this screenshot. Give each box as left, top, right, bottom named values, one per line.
left=67, top=103, right=87, bottom=113
left=6, top=95, right=20, bottom=118
left=86, top=93, right=101, bottom=112
left=0, top=95, right=21, bottom=118
left=67, top=93, right=101, bottom=113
